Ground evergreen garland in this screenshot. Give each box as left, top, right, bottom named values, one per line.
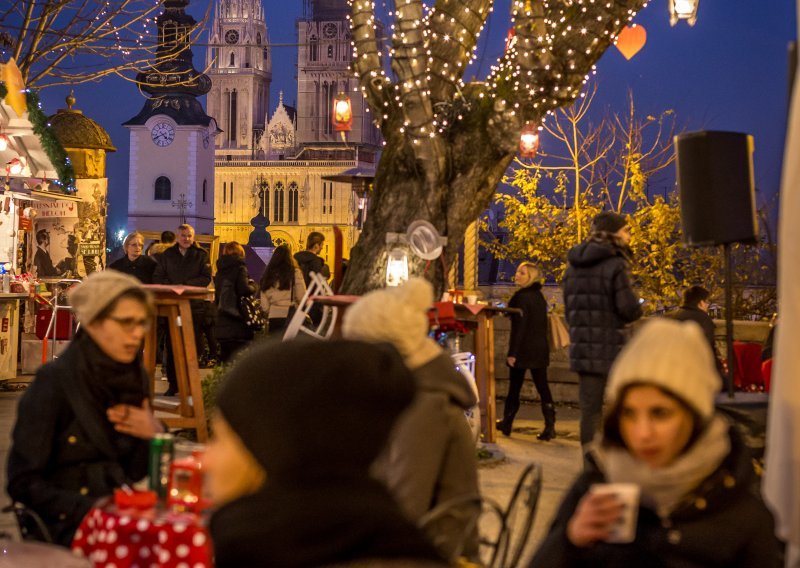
left=0, top=84, right=76, bottom=194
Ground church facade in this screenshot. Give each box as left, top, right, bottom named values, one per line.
left=208, top=0, right=380, bottom=263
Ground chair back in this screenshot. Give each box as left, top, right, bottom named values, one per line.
left=4, top=502, right=53, bottom=543
left=282, top=271, right=338, bottom=341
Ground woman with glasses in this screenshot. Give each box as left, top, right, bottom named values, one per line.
left=109, top=231, right=158, bottom=284
left=7, top=271, right=164, bottom=547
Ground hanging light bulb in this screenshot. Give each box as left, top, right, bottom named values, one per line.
left=669, top=0, right=699, bottom=26
left=333, top=92, right=353, bottom=133
left=0, top=134, right=8, bottom=152
left=519, top=123, right=540, bottom=158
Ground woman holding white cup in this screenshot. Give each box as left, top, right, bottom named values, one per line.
left=532, top=318, right=778, bottom=567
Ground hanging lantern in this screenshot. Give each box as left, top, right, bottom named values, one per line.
left=0, top=134, right=8, bottom=152
left=385, top=247, right=409, bottom=287
left=669, top=0, right=699, bottom=26
left=333, top=92, right=353, bottom=133
left=615, top=24, right=647, bottom=60
left=519, top=123, right=540, bottom=158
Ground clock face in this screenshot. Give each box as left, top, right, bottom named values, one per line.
left=151, top=122, right=175, bottom=147
left=322, top=23, right=337, bottom=39
left=225, top=30, right=239, bottom=44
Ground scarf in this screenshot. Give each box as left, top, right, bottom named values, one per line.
left=593, top=415, right=731, bottom=518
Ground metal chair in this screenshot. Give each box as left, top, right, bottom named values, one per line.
left=3, top=502, right=53, bottom=543
left=479, top=463, right=543, bottom=568
left=282, top=271, right=338, bottom=341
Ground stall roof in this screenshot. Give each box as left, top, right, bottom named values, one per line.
left=0, top=97, right=60, bottom=181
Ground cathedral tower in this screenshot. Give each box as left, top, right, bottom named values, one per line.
left=206, top=0, right=272, bottom=158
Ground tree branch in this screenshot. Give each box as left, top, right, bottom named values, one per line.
left=350, top=0, right=391, bottom=124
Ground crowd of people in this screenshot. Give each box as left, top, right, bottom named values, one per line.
left=3, top=212, right=783, bottom=566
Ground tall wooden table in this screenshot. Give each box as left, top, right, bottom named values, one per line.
left=142, top=285, right=210, bottom=442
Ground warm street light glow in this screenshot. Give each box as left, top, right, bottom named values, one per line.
left=333, top=93, right=353, bottom=133
left=669, top=0, right=699, bottom=26
left=519, top=123, right=540, bottom=158
left=385, top=247, right=409, bottom=287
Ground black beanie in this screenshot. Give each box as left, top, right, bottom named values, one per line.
left=591, top=211, right=628, bottom=234
left=215, top=339, right=415, bottom=480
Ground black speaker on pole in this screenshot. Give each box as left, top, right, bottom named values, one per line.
left=675, top=130, right=758, bottom=246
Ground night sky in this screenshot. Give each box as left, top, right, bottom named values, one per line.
left=33, top=0, right=797, bottom=240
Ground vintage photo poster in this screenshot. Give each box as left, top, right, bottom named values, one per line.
left=30, top=199, right=80, bottom=279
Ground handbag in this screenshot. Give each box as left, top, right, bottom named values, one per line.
left=239, top=294, right=265, bottom=331
left=547, top=312, right=570, bottom=351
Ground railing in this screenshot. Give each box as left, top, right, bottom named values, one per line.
left=215, top=159, right=359, bottom=168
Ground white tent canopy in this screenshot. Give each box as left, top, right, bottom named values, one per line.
left=0, top=98, right=59, bottom=181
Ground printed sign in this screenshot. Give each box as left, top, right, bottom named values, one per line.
left=32, top=200, right=78, bottom=218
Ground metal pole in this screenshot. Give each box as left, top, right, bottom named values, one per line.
left=724, top=243, right=735, bottom=398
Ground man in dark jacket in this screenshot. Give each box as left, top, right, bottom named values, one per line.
left=668, top=286, right=723, bottom=375
left=294, top=231, right=331, bottom=286
left=563, top=211, right=642, bottom=454
left=153, top=224, right=212, bottom=394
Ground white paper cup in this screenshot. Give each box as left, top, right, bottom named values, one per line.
left=589, top=483, right=640, bottom=543
left=465, top=294, right=478, bottom=305
left=441, top=292, right=452, bottom=302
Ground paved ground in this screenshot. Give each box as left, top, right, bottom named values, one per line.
left=0, top=376, right=583, bottom=565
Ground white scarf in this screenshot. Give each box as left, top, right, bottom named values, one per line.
left=593, top=415, right=731, bottom=518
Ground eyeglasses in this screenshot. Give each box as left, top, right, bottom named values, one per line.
left=108, top=316, right=151, bottom=332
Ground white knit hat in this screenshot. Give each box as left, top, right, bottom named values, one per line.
left=342, top=278, right=442, bottom=370
left=607, top=318, right=721, bottom=420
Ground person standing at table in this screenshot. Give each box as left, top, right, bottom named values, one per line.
left=498, top=262, right=556, bottom=440
left=564, top=211, right=642, bottom=457
left=152, top=223, right=211, bottom=395
left=109, top=231, right=158, bottom=284
left=214, top=241, right=257, bottom=363
left=7, top=271, right=164, bottom=547
left=259, top=245, right=306, bottom=336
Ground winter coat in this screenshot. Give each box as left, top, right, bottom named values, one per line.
left=108, top=254, right=158, bottom=284
left=507, top=282, right=550, bottom=369
left=531, top=426, right=779, bottom=568
left=260, top=268, right=306, bottom=319
left=373, top=352, right=480, bottom=561
left=6, top=334, right=150, bottom=546
left=294, top=249, right=331, bottom=286
left=667, top=306, right=717, bottom=357
left=563, top=239, right=642, bottom=375
left=214, top=255, right=256, bottom=341
left=153, top=243, right=212, bottom=313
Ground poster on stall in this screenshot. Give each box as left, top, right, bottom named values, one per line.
left=30, top=205, right=79, bottom=279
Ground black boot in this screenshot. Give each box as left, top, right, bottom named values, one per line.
left=537, top=403, right=556, bottom=441
left=496, top=418, right=513, bottom=437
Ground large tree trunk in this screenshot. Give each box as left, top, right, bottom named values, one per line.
left=341, top=0, right=648, bottom=295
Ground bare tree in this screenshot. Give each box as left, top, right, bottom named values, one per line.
left=342, top=0, right=649, bottom=295
left=0, top=0, right=207, bottom=88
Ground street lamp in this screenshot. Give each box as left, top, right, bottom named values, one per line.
left=519, top=123, right=540, bottom=158
left=669, top=0, right=699, bottom=26
left=333, top=93, right=353, bottom=133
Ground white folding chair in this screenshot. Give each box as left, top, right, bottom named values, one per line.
left=282, top=271, right=338, bottom=341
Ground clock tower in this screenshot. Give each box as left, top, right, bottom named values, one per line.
left=123, top=0, right=217, bottom=234
left=206, top=0, right=271, bottom=159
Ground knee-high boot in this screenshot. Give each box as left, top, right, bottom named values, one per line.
left=537, top=403, right=557, bottom=441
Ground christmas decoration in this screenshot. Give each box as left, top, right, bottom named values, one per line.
left=669, top=0, right=699, bottom=26
left=615, top=24, right=647, bottom=60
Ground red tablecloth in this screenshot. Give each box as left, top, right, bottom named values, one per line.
left=72, top=504, right=213, bottom=567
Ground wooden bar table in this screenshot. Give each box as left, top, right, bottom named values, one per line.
left=142, top=285, right=211, bottom=442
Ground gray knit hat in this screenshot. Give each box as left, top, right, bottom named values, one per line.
left=68, top=270, right=147, bottom=324
left=607, top=318, right=722, bottom=420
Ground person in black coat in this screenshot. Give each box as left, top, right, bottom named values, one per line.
left=531, top=319, right=778, bottom=568
left=498, top=262, right=555, bottom=440
left=667, top=285, right=724, bottom=378
left=205, top=340, right=447, bottom=567
left=7, top=271, right=165, bottom=547
left=563, top=211, right=643, bottom=453
left=152, top=224, right=212, bottom=394
left=108, top=231, right=157, bottom=284
left=214, top=241, right=256, bottom=363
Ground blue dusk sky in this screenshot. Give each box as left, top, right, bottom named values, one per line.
left=29, top=0, right=798, bottom=238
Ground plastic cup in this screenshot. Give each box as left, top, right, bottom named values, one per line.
left=589, top=483, right=640, bottom=543
left=465, top=295, right=478, bottom=305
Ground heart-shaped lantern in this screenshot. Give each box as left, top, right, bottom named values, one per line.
left=615, top=25, right=647, bottom=60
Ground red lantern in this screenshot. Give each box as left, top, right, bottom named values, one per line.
left=333, top=92, right=353, bottom=133
left=519, top=123, right=539, bottom=158
left=167, top=450, right=207, bottom=512
left=615, top=24, right=647, bottom=61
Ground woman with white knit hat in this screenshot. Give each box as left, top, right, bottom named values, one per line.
left=343, top=278, right=480, bottom=563
left=532, top=318, right=778, bottom=567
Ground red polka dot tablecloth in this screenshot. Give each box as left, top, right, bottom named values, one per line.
left=71, top=505, right=213, bottom=568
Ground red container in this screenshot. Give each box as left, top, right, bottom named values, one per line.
left=35, top=308, right=73, bottom=340
left=114, top=488, right=157, bottom=509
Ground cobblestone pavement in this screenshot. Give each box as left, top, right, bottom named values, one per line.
left=0, top=378, right=583, bottom=565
